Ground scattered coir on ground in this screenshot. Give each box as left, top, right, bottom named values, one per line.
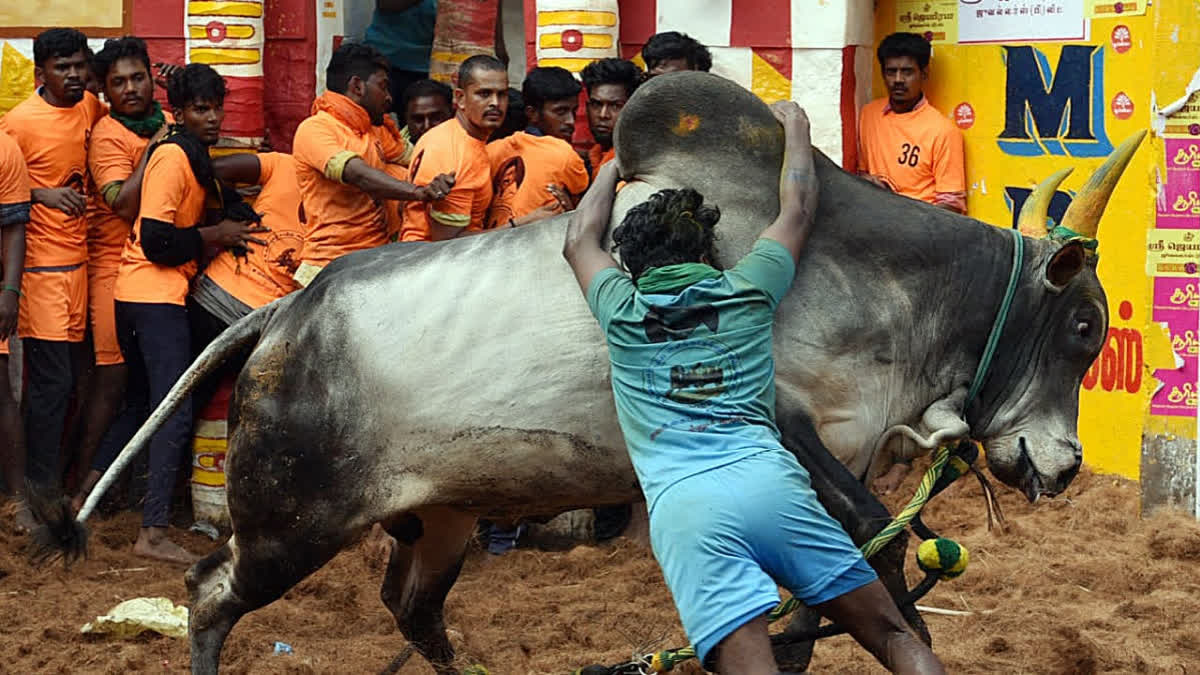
left=2, top=465, right=1199, bottom=674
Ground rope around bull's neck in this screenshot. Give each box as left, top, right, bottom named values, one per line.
left=966, top=227, right=1024, bottom=411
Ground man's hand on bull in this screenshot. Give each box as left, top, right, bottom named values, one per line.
left=414, top=173, right=456, bottom=202
left=202, top=219, right=270, bottom=249
left=760, top=101, right=819, bottom=263
left=860, top=173, right=894, bottom=192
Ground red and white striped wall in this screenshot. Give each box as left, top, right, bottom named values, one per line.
left=527, top=0, right=875, bottom=168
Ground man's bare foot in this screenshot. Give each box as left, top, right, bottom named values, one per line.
left=872, top=462, right=912, bottom=495
left=134, top=527, right=200, bottom=565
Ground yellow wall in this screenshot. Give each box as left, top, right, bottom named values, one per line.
left=0, top=0, right=124, bottom=29
left=873, top=4, right=1192, bottom=478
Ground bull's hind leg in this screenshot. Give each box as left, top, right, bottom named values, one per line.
left=186, top=528, right=354, bottom=675
left=380, top=506, right=477, bottom=675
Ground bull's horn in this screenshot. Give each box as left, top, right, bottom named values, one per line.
left=1059, top=130, right=1147, bottom=240
left=1017, top=167, right=1073, bottom=238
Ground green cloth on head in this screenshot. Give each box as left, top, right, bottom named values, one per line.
left=635, top=263, right=722, bottom=294
left=111, top=101, right=166, bottom=138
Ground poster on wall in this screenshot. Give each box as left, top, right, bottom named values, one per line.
left=957, top=0, right=1088, bottom=44
left=897, top=0, right=958, bottom=43
left=1150, top=138, right=1200, bottom=417
left=1085, top=0, right=1148, bottom=19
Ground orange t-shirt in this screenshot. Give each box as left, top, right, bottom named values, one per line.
left=202, top=152, right=304, bottom=308
left=0, top=91, right=106, bottom=267
left=87, top=112, right=174, bottom=270
left=114, top=143, right=206, bottom=306
left=293, top=110, right=388, bottom=267
left=400, top=118, right=492, bottom=242
left=485, top=132, right=589, bottom=229
left=857, top=97, right=965, bottom=205
left=588, top=144, right=615, bottom=181
left=0, top=131, right=30, bottom=212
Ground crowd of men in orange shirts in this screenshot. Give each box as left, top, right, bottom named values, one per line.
left=0, top=24, right=962, bottom=563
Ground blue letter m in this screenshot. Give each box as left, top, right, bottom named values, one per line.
left=998, top=45, right=1113, bottom=157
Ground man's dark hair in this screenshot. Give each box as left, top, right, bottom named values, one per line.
left=457, top=54, right=506, bottom=89
left=167, top=63, right=226, bottom=109
left=877, top=32, right=931, bottom=69
left=491, top=87, right=526, bottom=142
left=580, top=58, right=642, bottom=99
left=402, top=78, right=452, bottom=110
left=522, top=66, right=581, bottom=111
left=325, top=42, right=389, bottom=95
left=641, top=31, right=712, bottom=72
left=612, top=188, right=720, bottom=281
left=33, top=28, right=89, bottom=67
left=92, top=36, right=151, bottom=84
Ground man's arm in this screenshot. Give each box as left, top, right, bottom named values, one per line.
left=931, top=129, right=967, bottom=214
left=213, top=153, right=263, bottom=186
left=760, top=102, right=819, bottom=263
left=31, top=187, right=86, bottom=217
left=0, top=222, right=25, bottom=340
left=563, top=162, right=621, bottom=293
left=109, top=124, right=171, bottom=223
left=342, top=157, right=453, bottom=203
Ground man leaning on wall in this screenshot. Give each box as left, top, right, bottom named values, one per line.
left=857, top=32, right=966, bottom=216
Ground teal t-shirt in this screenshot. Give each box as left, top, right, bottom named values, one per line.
left=586, top=238, right=797, bottom=513
left=364, top=0, right=438, bottom=73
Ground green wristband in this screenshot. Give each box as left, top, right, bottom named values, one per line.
left=1, top=284, right=20, bottom=296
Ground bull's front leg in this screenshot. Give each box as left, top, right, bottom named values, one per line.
left=771, top=409, right=930, bottom=671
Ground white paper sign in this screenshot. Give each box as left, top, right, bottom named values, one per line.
left=958, top=0, right=1088, bottom=43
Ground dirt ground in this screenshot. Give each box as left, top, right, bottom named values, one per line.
left=2, top=464, right=1200, bottom=675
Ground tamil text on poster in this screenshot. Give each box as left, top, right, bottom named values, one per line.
left=1150, top=139, right=1200, bottom=417
left=957, top=0, right=1088, bottom=43
left=897, top=0, right=958, bottom=44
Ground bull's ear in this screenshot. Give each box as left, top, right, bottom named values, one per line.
left=1045, top=241, right=1087, bottom=292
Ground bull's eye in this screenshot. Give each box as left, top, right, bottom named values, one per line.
left=1077, top=320, right=1091, bottom=338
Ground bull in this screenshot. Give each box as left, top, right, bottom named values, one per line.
left=45, top=73, right=1140, bottom=674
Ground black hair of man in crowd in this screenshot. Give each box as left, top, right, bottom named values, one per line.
left=611, top=188, right=720, bottom=281
left=33, top=27, right=89, bottom=68
left=456, top=53, right=507, bottom=89
left=401, top=78, right=453, bottom=142
left=324, top=42, right=393, bottom=125
left=580, top=58, right=641, bottom=150
left=92, top=36, right=152, bottom=86
left=522, top=66, right=581, bottom=142
left=641, top=31, right=713, bottom=78
left=876, top=31, right=932, bottom=70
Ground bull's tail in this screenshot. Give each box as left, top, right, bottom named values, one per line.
left=30, top=293, right=295, bottom=565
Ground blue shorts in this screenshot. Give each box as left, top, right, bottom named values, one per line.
left=648, top=448, right=877, bottom=666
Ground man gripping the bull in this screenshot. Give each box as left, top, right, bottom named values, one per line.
left=563, top=101, right=945, bottom=675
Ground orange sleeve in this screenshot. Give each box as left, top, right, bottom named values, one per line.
left=256, top=151, right=282, bottom=185
left=293, top=116, right=351, bottom=180
left=89, top=127, right=137, bottom=189
left=562, top=150, right=590, bottom=196
left=139, top=145, right=192, bottom=224
left=932, top=124, right=966, bottom=194
left=0, top=134, right=31, bottom=205
left=417, top=141, right=473, bottom=226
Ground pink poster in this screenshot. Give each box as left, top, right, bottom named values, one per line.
left=1160, top=139, right=1200, bottom=230
left=1151, top=147, right=1200, bottom=416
